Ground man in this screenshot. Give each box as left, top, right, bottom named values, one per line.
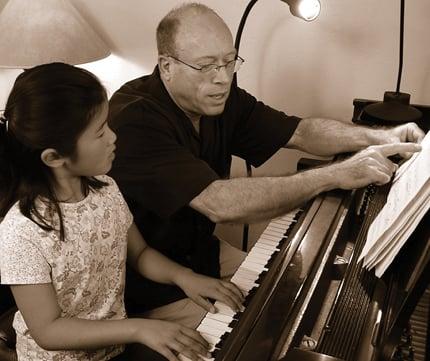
left=108, top=2, right=423, bottom=330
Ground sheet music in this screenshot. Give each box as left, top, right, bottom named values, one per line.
left=359, top=132, right=430, bottom=277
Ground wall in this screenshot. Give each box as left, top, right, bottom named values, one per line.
left=1, top=0, right=429, bottom=248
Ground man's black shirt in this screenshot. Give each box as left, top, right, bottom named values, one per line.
left=108, top=67, right=301, bottom=311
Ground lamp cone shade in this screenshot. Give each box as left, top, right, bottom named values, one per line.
left=0, top=0, right=110, bottom=68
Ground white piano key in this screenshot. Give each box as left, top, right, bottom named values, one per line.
left=262, top=229, right=285, bottom=238
left=248, top=247, right=273, bottom=256
left=241, top=255, right=268, bottom=266
left=275, top=217, right=294, bottom=225
left=200, top=332, right=220, bottom=351
left=197, top=323, right=227, bottom=338
left=265, top=224, right=288, bottom=232
left=258, top=234, right=283, bottom=243
left=247, top=249, right=272, bottom=258
left=241, top=259, right=268, bottom=270
left=234, top=266, right=260, bottom=278
left=248, top=246, right=274, bottom=255
left=256, top=238, right=280, bottom=247
left=245, top=253, right=271, bottom=263
left=240, top=265, right=267, bottom=276
left=201, top=318, right=233, bottom=332
left=253, top=242, right=279, bottom=251
left=253, top=241, right=278, bottom=251
left=232, top=272, right=257, bottom=283
left=233, top=269, right=261, bottom=282
left=280, top=214, right=297, bottom=220
left=206, top=312, right=235, bottom=325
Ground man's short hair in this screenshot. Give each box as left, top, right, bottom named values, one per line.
left=156, top=2, right=224, bottom=57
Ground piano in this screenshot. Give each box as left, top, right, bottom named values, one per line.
left=180, top=99, right=430, bottom=361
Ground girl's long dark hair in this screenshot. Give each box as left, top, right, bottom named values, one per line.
left=0, top=62, right=108, bottom=240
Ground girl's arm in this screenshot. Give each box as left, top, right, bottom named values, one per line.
left=127, top=222, right=244, bottom=313
left=11, top=283, right=209, bottom=361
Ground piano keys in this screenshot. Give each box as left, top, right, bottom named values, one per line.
left=193, top=208, right=303, bottom=360
left=178, top=207, right=304, bottom=361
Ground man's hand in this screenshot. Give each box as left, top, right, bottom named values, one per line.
left=332, top=142, right=422, bottom=190
left=381, top=122, right=425, bottom=158
left=174, top=269, right=244, bottom=313
left=135, top=319, right=210, bottom=361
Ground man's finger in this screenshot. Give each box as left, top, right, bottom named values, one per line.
left=403, top=123, right=425, bottom=143
left=378, top=143, right=421, bottom=157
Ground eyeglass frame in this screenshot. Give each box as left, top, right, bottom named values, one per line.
left=168, top=55, right=245, bottom=75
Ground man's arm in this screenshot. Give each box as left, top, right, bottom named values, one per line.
left=190, top=143, right=421, bottom=224
left=287, top=118, right=424, bottom=156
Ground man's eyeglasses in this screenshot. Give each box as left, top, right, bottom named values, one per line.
left=169, top=55, right=245, bottom=75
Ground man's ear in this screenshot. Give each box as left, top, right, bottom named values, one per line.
left=40, top=149, right=65, bottom=168
left=158, top=55, right=173, bottom=81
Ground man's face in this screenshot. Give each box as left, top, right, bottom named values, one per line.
left=165, top=13, right=237, bottom=119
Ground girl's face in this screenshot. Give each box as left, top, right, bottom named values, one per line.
left=65, top=100, right=117, bottom=177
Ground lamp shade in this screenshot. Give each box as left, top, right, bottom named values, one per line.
left=0, top=0, right=110, bottom=68
left=283, top=0, right=321, bottom=21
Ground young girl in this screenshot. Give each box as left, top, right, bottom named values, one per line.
left=0, top=63, right=243, bottom=361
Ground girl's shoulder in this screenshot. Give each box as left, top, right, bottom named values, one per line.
left=0, top=203, right=47, bottom=249
left=0, top=202, right=40, bottom=233
left=94, top=174, right=118, bottom=191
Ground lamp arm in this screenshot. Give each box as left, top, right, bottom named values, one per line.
left=233, top=0, right=259, bottom=86
left=396, top=0, right=404, bottom=93
left=234, top=0, right=259, bottom=53
left=234, top=0, right=259, bottom=251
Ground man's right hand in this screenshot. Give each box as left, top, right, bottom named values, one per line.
left=135, top=319, right=210, bottom=361
left=332, top=143, right=422, bottom=190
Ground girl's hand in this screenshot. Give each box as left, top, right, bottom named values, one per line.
left=174, top=269, right=244, bottom=313
left=135, top=319, right=210, bottom=361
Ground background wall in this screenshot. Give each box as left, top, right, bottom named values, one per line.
left=1, top=0, right=429, bottom=248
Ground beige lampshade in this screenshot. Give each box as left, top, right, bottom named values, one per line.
left=0, top=0, right=110, bottom=68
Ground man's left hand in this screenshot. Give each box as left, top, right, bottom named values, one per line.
left=386, top=122, right=425, bottom=144
left=382, top=122, right=425, bottom=159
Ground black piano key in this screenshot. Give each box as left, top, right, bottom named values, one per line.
left=215, top=332, right=231, bottom=349
left=256, top=270, right=268, bottom=284
left=243, top=287, right=259, bottom=307
left=228, top=319, right=239, bottom=328
left=211, top=348, right=220, bottom=358
left=278, top=236, right=288, bottom=246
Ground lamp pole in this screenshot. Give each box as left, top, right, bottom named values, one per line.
left=361, top=0, right=422, bottom=124
left=233, top=0, right=259, bottom=87
left=233, top=0, right=259, bottom=252
left=233, top=0, right=320, bottom=251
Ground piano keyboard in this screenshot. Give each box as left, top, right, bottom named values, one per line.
left=179, top=208, right=303, bottom=361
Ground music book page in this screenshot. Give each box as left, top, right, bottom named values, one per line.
left=359, top=132, right=430, bottom=277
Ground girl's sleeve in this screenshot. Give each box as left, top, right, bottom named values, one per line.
left=103, top=175, right=133, bottom=230
left=0, top=231, right=51, bottom=285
